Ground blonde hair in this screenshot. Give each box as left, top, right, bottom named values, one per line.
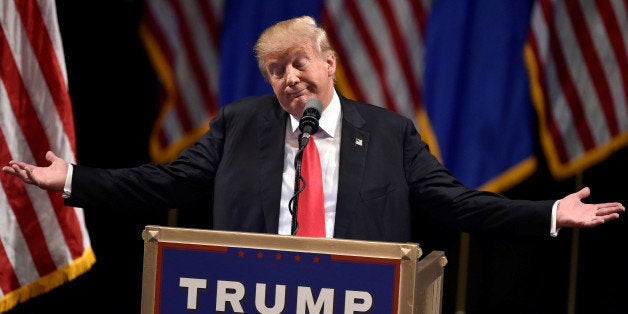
left=254, top=16, right=336, bottom=79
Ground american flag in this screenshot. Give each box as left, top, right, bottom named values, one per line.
left=0, top=0, right=94, bottom=312
left=323, top=0, right=441, bottom=159
left=526, top=0, right=628, bottom=179
left=139, top=0, right=224, bottom=164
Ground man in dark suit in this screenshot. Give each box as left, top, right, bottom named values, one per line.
left=3, top=16, right=624, bottom=243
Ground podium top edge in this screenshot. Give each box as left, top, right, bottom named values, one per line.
left=143, top=225, right=422, bottom=260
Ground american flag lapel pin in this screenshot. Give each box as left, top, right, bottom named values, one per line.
left=355, top=138, right=363, bottom=147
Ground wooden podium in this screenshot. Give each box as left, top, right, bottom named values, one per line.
left=141, top=225, right=447, bottom=314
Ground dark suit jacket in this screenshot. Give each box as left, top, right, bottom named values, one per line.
left=66, top=93, right=554, bottom=242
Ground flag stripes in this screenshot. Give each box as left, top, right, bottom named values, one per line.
left=323, top=0, right=441, bottom=158
left=527, top=0, right=628, bottom=179
left=324, top=0, right=424, bottom=117
left=140, top=0, right=224, bottom=163
left=0, top=0, right=94, bottom=312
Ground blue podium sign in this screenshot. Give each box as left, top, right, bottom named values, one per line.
left=141, top=226, right=427, bottom=314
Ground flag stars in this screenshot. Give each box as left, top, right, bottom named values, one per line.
left=275, top=253, right=282, bottom=260
left=238, top=250, right=245, bottom=257
left=312, top=256, right=320, bottom=263
left=257, top=252, right=264, bottom=259
left=294, top=254, right=302, bottom=262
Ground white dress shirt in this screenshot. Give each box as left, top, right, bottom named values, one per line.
left=278, top=91, right=342, bottom=238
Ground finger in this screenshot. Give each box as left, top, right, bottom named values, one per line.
left=597, top=213, right=620, bottom=221
left=14, top=164, right=36, bottom=183
left=45, top=150, right=57, bottom=163
left=2, top=165, right=13, bottom=173
left=575, top=186, right=591, bottom=199
left=8, top=160, right=28, bottom=169
left=595, top=203, right=626, bottom=215
left=596, top=202, right=625, bottom=207
left=8, top=164, right=27, bottom=181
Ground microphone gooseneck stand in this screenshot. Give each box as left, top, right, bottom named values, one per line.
left=289, top=133, right=311, bottom=235
left=289, top=97, right=322, bottom=235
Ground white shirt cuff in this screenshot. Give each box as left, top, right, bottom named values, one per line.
left=550, top=200, right=560, bottom=237
left=62, top=164, right=73, bottom=199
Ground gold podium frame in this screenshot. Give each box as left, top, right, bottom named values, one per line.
left=141, top=225, right=446, bottom=314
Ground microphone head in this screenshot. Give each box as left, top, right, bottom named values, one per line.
left=303, top=98, right=323, bottom=115
left=299, top=98, right=322, bottom=135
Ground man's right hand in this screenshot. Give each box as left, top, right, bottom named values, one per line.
left=2, top=151, right=68, bottom=191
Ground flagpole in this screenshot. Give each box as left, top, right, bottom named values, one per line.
left=567, top=172, right=583, bottom=314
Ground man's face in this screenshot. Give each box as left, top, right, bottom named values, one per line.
left=263, top=43, right=335, bottom=118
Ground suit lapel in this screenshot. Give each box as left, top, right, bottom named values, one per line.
left=257, top=98, right=288, bottom=233
left=334, top=98, right=369, bottom=238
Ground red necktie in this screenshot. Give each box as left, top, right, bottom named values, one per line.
left=297, top=137, right=326, bottom=237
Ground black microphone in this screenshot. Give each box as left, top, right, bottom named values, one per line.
left=299, top=98, right=322, bottom=137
